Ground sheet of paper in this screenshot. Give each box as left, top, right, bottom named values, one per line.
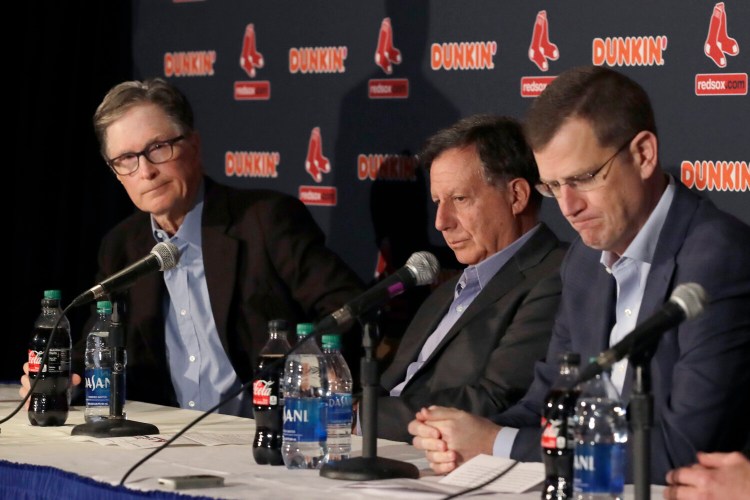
left=439, top=454, right=544, bottom=494
left=70, top=432, right=253, bottom=449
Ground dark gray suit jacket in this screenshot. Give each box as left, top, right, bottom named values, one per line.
left=376, top=224, right=567, bottom=442
left=494, top=183, right=750, bottom=483
left=74, top=177, right=365, bottom=407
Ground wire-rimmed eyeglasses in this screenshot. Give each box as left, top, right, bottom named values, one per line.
left=535, top=136, right=635, bottom=198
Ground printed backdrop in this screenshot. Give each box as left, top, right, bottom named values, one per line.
left=131, top=0, right=749, bottom=283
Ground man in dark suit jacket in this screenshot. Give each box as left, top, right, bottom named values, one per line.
left=20, top=78, right=364, bottom=416
left=370, top=115, right=566, bottom=442
left=408, top=67, right=750, bottom=483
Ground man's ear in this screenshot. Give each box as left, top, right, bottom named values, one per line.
left=631, top=130, right=659, bottom=180
left=508, top=178, right=531, bottom=215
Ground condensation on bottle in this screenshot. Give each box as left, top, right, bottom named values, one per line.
left=281, top=322, right=328, bottom=469
left=321, top=333, right=353, bottom=463
left=28, top=289, right=72, bottom=427
left=572, top=360, right=627, bottom=500
left=84, top=300, right=126, bottom=423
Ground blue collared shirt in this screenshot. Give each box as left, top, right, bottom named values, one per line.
left=151, top=182, right=252, bottom=417
left=390, top=224, right=542, bottom=396
left=493, top=176, right=676, bottom=457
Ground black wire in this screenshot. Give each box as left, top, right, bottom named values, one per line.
left=0, top=303, right=72, bottom=425
left=440, top=460, right=519, bottom=500
left=118, top=326, right=321, bottom=485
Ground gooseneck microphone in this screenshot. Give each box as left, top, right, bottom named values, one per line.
left=71, top=241, right=180, bottom=307
left=577, top=282, right=708, bottom=384
left=315, top=251, right=440, bottom=334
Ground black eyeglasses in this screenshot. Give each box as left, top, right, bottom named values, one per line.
left=535, top=136, right=635, bottom=198
left=106, top=135, right=185, bottom=175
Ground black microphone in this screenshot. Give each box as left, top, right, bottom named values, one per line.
left=315, top=251, right=440, bottom=334
left=71, top=241, right=180, bottom=307
left=577, top=282, right=708, bottom=384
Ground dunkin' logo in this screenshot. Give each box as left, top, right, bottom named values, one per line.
left=528, top=11, right=558, bottom=72
left=357, top=154, right=417, bottom=181
left=681, top=160, right=749, bottom=192
left=289, top=47, right=348, bottom=74
left=164, top=51, right=216, bottom=77
left=592, top=36, right=668, bottom=67
left=225, top=151, right=280, bottom=178
left=431, top=41, right=497, bottom=71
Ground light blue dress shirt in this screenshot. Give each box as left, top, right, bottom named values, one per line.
left=151, top=182, right=253, bottom=417
left=492, top=177, right=676, bottom=457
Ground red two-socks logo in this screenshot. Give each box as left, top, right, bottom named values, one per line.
left=240, top=23, right=264, bottom=78
left=528, top=10, right=559, bottom=72
left=704, top=2, right=739, bottom=68
left=374, top=17, right=402, bottom=75
left=305, top=127, right=331, bottom=183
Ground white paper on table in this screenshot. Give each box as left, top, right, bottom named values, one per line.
left=438, top=454, right=544, bottom=493
left=70, top=432, right=253, bottom=449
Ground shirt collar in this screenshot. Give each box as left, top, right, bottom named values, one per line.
left=462, top=224, right=541, bottom=290
left=601, top=175, right=676, bottom=270
left=151, top=179, right=205, bottom=248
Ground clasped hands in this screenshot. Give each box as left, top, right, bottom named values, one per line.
left=407, top=406, right=501, bottom=474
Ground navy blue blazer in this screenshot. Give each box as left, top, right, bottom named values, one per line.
left=493, top=181, right=750, bottom=484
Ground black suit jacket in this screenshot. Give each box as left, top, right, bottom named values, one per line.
left=376, top=224, right=567, bottom=442
left=493, top=183, right=750, bottom=483
left=74, top=177, right=365, bottom=407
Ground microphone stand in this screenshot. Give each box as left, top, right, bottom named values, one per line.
left=320, top=320, right=419, bottom=480
left=629, top=342, right=655, bottom=500
left=71, top=301, right=159, bottom=437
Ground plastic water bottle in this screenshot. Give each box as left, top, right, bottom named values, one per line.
left=281, top=323, right=328, bottom=469
left=542, top=352, right=581, bottom=499
left=572, top=363, right=627, bottom=500
left=321, top=333, right=353, bottom=463
left=84, top=300, right=126, bottom=423
left=28, top=289, right=72, bottom=426
left=253, top=319, right=292, bottom=465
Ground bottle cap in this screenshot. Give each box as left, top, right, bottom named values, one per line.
left=44, top=290, right=62, bottom=300
left=96, top=300, right=113, bottom=312
left=296, top=322, right=314, bottom=337
left=321, top=334, right=341, bottom=349
left=268, top=319, right=290, bottom=332
left=559, top=351, right=581, bottom=365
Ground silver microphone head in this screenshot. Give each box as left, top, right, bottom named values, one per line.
left=670, top=282, right=709, bottom=320
left=405, top=251, right=440, bottom=286
left=151, top=241, right=180, bottom=271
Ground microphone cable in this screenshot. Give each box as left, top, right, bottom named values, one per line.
left=118, top=325, right=325, bottom=485
left=441, top=460, right=519, bottom=499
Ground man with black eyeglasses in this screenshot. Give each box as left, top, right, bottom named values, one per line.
left=408, top=65, right=750, bottom=484
left=20, top=78, right=365, bottom=417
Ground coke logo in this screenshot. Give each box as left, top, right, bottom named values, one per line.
left=253, top=379, right=274, bottom=396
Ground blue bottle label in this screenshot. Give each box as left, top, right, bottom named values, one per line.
left=573, top=443, right=626, bottom=494
left=283, top=397, right=327, bottom=443
left=84, top=368, right=112, bottom=407
left=327, top=393, right=352, bottom=426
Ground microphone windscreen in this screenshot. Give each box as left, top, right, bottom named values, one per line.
left=406, top=251, right=440, bottom=286
left=670, top=283, right=708, bottom=320
left=151, top=242, right=180, bottom=271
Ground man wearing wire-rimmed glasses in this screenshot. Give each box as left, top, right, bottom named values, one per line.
left=409, top=65, right=750, bottom=486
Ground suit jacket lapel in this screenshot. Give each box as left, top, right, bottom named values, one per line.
left=200, top=180, right=240, bottom=354
left=423, top=224, right=558, bottom=367
left=620, top=183, right=698, bottom=401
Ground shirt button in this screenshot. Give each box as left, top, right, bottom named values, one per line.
left=180, top=309, right=187, bottom=316
left=188, top=401, right=195, bottom=408
left=189, top=355, right=196, bottom=363
left=456, top=305, right=464, bottom=313
left=625, top=309, right=632, bottom=316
